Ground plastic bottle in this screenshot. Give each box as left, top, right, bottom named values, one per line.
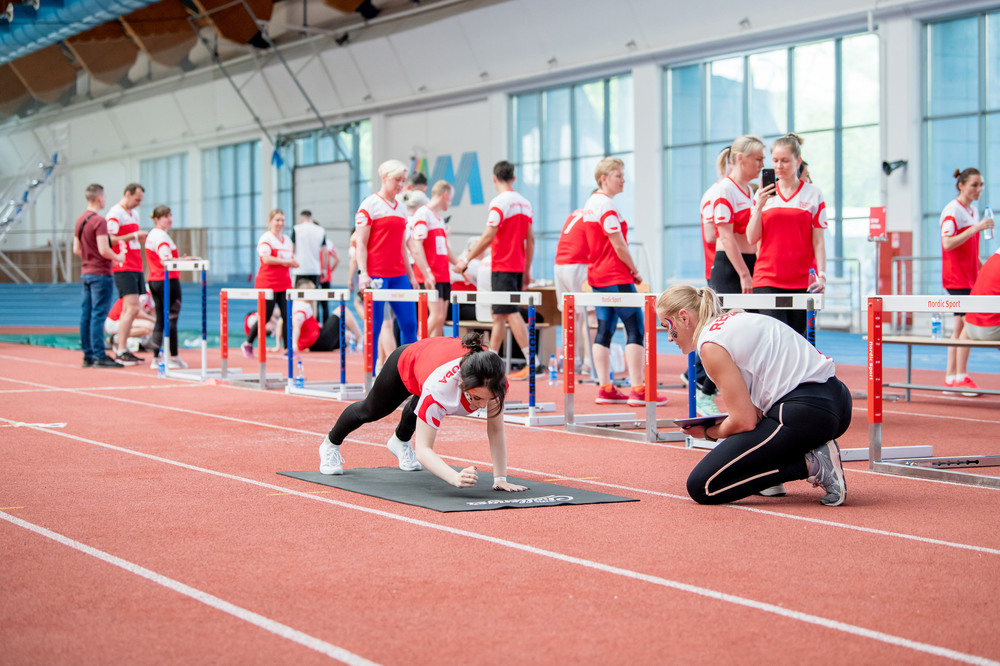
left=547, top=354, right=558, bottom=386
left=157, top=349, right=166, bottom=378
left=808, top=268, right=818, bottom=293
left=984, top=206, right=994, bottom=241
left=294, top=359, right=305, bottom=388
left=931, top=312, right=943, bottom=340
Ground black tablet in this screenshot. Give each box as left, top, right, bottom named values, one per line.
left=673, top=414, right=728, bottom=428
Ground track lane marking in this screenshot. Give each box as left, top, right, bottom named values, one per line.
left=3, top=420, right=998, bottom=666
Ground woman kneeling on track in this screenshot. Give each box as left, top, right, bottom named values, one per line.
left=318, top=332, right=528, bottom=492
left=656, top=285, right=852, bottom=506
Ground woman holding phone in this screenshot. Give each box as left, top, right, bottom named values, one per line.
left=710, top=135, right=764, bottom=294
left=746, top=133, right=828, bottom=338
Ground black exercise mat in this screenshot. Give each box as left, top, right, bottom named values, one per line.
left=277, top=467, right=637, bottom=512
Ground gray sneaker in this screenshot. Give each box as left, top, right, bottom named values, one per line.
left=387, top=435, right=422, bottom=471
left=758, top=483, right=787, bottom=497
left=806, top=440, right=846, bottom=506
left=319, top=438, right=344, bottom=475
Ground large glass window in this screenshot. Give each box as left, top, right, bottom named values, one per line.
left=139, top=152, right=188, bottom=226
left=663, top=33, right=880, bottom=289
left=201, top=140, right=262, bottom=282
left=510, top=74, right=634, bottom=280
left=923, top=10, right=1000, bottom=283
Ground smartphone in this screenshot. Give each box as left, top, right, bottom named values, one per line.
left=761, top=168, right=776, bottom=190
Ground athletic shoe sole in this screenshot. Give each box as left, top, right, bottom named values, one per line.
left=758, top=483, right=787, bottom=497
left=819, top=440, right=846, bottom=507
left=387, top=438, right=422, bottom=471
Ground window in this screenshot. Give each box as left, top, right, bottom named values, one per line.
left=201, top=140, right=262, bottom=282
left=509, top=75, right=634, bottom=280
left=139, top=152, right=188, bottom=226
left=923, top=10, right=1000, bottom=285
left=663, top=33, right=880, bottom=288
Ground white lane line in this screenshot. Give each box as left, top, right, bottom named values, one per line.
left=0, top=511, right=379, bottom=666
left=4, top=421, right=998, bottom=666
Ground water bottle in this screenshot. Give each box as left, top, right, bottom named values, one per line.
left=547, top=354, right=558, bottom=386
left=349, top=334, right=357, bottom=353
left=984, top=206, right=994, bottom=241
left=808, top=268, right=818, bottom=293
left=294, top=359, right=305, bottom=388
left=931, top=312, right=943, bottom=340
left=157, top=349, right=166, bottom=377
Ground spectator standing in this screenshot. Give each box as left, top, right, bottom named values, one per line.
left=145, top=205, right=197, bottom=369
left=241, top=209, right=298, bottom=357
left=453, top=160, right=535, bottom=380
left=409, top=180, right=460, bottom=336
left=554, top=208, right=595, bottom=374
left=291, top=210, right=327, bottom=289
left=710, top=136, right=765, bottom=294
left=73, top=183, right=125, bottom=368
left=106, top=183, right=148, bottom=365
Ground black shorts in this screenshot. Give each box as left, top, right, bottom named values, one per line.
left=491, top=272, right=523, bottom=315
left=114, top=271, right=145, bottom=297
left=420, top=282, right=452, bottom=305
left=946, top=288, right=972, bottom=317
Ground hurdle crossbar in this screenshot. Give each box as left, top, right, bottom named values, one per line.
left=219, top=288, right=284, bottom=389
left=449, top=290, right=561, bottom=426
left=159, top=260, right=211, bottom=382
left=283, top=288, right=365, bottom=400
left=868, top=295, right=1000, bottom=487
left=362, top=289, right=438, bottom=392
left=561, top=292, right=678, bottom=441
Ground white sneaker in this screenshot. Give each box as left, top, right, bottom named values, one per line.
left=695, top=389, right=721, bottom=417
left=758, top=483, right=787, bottom=497
left=170, top=356, right=188, bottom=369
left=150, top=359, right=159, bottom=370
left=387, top=434, right=422, bottom=471
left=319, top=438, right=344, bottom=475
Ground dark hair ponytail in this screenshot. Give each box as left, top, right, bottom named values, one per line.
left=458, top=331, right=507, bottom=415
left=954, top=167, right=980, bottom=191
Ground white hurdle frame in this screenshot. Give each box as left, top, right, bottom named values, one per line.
left=562, top=292, right=678, bottom=441
left=283, top=288, right=365, bottom=400
left=219, top=288, right=285, bottom=389
left=868, top=295, right=1000, bottom=488
left=160, top=259, right=211, bottom=382
left=362, top=288, right=438, bottom=392
left=449, top=290, right=561, bottom=426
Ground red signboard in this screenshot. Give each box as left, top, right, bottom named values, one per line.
left=869, top=206, right=886, bottom=239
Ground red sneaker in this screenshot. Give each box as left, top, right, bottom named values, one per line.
left=627, top=385, right=669, bottom=406
left=953, top=376, right=981, bottom=397
left=595, top=385, right=629, bottom=404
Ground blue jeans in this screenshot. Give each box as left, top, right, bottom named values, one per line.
left=369, top=274, right=417, bottom=367
left=81, top=274, right=114, bottom=359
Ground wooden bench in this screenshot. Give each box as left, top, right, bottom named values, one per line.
left=882, top=335, right=1000, bottom=400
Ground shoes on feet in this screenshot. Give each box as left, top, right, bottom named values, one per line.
left=806, top=440, right=846, bottom=506
left=596, top=385, right=629, bottom=404
left=758, top=483, right=787, bottom=497
left=319, top=438, right=344, bottom=475
left=695, top=389, right=721, bottom=416
left=170, top=356, right=188, bottom=369
left=387, top=435, right=422, bottom=471
left=626, top=385, right=669, bottom=407
left=944, top=376, right=980, bottom=397
left=115, top=350, right=143, bottom=366
left=508, top=365, right=530, bottom=381
left=82, top=357, right=95, bottom=368
left=93, top=355, right=124, bottom=368
left=240, top=342, right=255, bottom=359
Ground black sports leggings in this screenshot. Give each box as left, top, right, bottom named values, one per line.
left=327, top=344, right=419, bottom=445
left=245, top=292, right=287, bottom=347
left=686, top=377, right=852, bottom=505
left=148, top=278, right=181, bottom=356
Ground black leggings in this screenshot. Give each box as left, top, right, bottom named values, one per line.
left=686, top=377, right=852, bottom=505
left=327, top=344, right=419, bottom=444
left=309, top=315, right=342, bottom=352
left=246, top=292, right=287, bottom=347
left=754, top=286, right=808, bottom=338
left=149, top=278, right=181, bottom=357
left=709, top=252, right=756, bottom=295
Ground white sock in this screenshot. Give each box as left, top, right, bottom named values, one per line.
left=945, top=374, right=956, bottom=382
left=955, top=373, right=968, bottom=381
left=521, top=347, right=532, bottom=363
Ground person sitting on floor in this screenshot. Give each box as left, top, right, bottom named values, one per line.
left=289, top=278, right=362, bottom=355
left=104, top=293, right=155, bottom=353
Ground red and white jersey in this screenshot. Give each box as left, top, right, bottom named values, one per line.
left=486, top=190, right=533, bottom=272
left=940, top=199, right=981, bottom=290
left=410, top=205, right=450, bottom=283
left=713, top=177, right=754, bottom=236
left=699, top=311, right=835, bottom=414
left=356, top=194, right=407, bottom=277
left=966, top=248, right=1000, bottom=328
left=107, top=294, right=154, bottom=322
left=700, top=183, right=719, bottom=281
left=106, top=203, right=143, bottom=273
left=752, top=181, right=828, bottom=290
left=555, top=209, right=589, bottom=265
left=398, top=337, right=478, bottom=429
left=583, top=191, right=632, bottom=288
left=254, top=230, right=294, bottom=291
left=292, top=300, right=320, bottom=351
left=144, top=227, right=178, bottom=282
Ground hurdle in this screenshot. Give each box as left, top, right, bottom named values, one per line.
left=219, top=288, right=286, bottom=389
left=868, top=295, right=1000, bottom=488
left=363, top=288, right=438, bottom=392
left=450, top=290, right=562, bottom=426
left=562, top=292, right=678, bottom=441
left=159, top=259, right=211, bottom=382
left=282, top=288, right=365, bottom=400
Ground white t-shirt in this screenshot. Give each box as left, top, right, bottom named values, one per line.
left=292, top=222, right=327, bottom=276
left=698, top=311, right=835, bottom=413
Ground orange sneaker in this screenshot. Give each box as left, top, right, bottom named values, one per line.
left=945, top=376, right=980, bottom=397
left=509, top=365, right=531, bottom=381
left=627, top=385, right=669, bottom=406
left=595, top=385, right=629, bottom=404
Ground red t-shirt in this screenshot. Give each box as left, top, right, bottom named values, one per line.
left=700, top=183, right=719, bottom=282
left=144, top=227, right=178, bottom=282
left=292, top=301, right=321, bottom=350
left=397, top=337, right=479, bottom=429
left=583, top=191, right=632, bottom=288
left=410, top=205, right=451, bottom=283
left=356, top=194, right=407, bottom=277
left=486, top=190, right=533, bottom=273
left=966, top=250, right=1000, bottom=328
left=940, top=199, right=981, bottom=290
left=713, top=177, right=753, bottom=236
left=555, top=209, right=589, bottom=265
left=106, top=203, right=144, bottom=274
left=76, top=211, right=111, bottom=276
left=752, top=181, right=828, bottom=290
left=254, top=230, right=294, bottom=291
